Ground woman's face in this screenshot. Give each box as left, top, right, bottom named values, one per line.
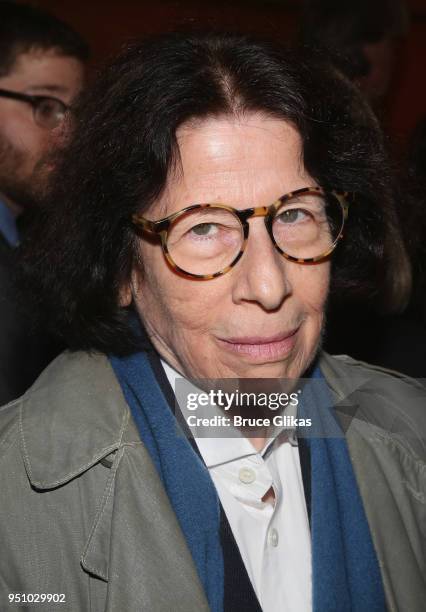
left=131, top=114, right=330, bottom=379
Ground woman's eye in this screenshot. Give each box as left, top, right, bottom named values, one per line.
left=190, top=223, right=218, bottom=236
left=277, top=208, right=308, bottom=223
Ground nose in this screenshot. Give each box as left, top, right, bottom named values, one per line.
left=231, top=218, right=292, bottom=310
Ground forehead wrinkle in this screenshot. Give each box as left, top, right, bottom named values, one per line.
left=179, top=117, right=305, bottom=177
left=154, top=114, right=310, bottom=216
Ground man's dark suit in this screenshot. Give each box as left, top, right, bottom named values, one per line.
left=0, top=231, right=60, bottom=405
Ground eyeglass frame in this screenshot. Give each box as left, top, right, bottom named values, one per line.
left=0, top=87, right=69, bottom=129
left=132, top=186, right=352, bottom=280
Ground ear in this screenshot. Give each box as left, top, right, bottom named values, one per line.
left=119, top=268, right=142, bottom=306
left=119, top=283, right=132, bottom=307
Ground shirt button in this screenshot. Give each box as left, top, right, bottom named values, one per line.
left=238, top=467, right=256, bottom=484
left=268, top=528, right=279, bottom=547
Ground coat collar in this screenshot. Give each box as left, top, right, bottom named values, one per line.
left=19, top=349, right=363, bottom=490
left=20, top=348, right=420, bottom=490
left=19, top=350, right=140, bottom=490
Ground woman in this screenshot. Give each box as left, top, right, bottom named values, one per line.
left=0, top=32, right=424, bottom=612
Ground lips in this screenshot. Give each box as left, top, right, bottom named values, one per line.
left=217, top=327, right=299, bottom=361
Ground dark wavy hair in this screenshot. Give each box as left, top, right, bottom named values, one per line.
left=0, top=1, right=89, bottom=75
left=20, top=31, right=405, bottom=354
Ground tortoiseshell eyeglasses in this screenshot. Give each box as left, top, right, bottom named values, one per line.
left=131, top=186, right=352, bottom=280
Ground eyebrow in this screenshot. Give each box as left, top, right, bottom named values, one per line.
left=26, top=84, right=69, bottom=95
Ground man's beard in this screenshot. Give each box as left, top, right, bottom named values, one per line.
left=0, top=135, right=49, bottom=211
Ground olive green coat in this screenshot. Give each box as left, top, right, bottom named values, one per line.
left=0, top=351, right=424, bottom=611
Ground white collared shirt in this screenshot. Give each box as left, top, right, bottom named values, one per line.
left=162, top=359, right=312, bottom=612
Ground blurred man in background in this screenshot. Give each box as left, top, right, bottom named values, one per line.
left=0, top=1, right=89, bottom=404
left=301, top=0, right=409, bottom=105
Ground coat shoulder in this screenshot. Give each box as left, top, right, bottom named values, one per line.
left=321, top=350, right=424, bottom=386
left=320, top=351, right=426, bottom=462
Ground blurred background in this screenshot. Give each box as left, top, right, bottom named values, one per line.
left=35, top=0, right=426, bottom=147
left=2, top=0, right=426, bottom=400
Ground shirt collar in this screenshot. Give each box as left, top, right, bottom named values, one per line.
left=161, top=358, right=298, bottom=469
left=0, top=199, right=19, bottom=247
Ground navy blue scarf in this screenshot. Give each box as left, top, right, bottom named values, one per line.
left=298, top=368, right=386, bottom=612
left=110, top=350, right=386, bottom=612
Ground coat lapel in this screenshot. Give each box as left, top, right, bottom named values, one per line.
left=78, top=436, right=210, bottom=610
left=105, top=443, right=210, bottom=611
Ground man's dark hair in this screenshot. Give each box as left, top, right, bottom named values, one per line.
left=0, top=1, right=89, bottom=75
left=20, top=31, right=404, bottom=354
left=301, top=0, right=409, bottom=79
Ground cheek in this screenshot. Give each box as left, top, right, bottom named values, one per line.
left=135, top=241, right=228, bottom=338
left=1, top=115, right=47, bottom=157
left=291, top=263, right=330, bottom=317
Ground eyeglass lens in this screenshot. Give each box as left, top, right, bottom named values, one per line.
left=166, top=192, right=344, bottom=276
left=34, top=98, right=66, bottom=129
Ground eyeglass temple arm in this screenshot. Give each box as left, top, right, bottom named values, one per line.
left=337, top=193, right=351, bottom=219
left=0, top=88, right=68, bottom=109
left=0, top=89, right=34, bottom=103
left=132, top=214, right=163, bottom=234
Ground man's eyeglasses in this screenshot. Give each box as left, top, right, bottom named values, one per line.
left=132, top=186, right=352, bottom=280
left=0, top=88, right=69, bottom=129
